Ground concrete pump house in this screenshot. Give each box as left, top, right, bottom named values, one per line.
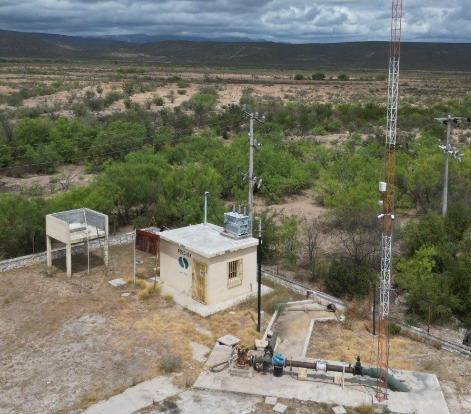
left=159, top=223, right=258, bottom=306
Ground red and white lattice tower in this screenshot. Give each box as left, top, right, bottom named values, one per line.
left=376, top=0, right=403, bottom=402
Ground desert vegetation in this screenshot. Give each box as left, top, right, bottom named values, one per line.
left=1, top=61, right=471, bottom=334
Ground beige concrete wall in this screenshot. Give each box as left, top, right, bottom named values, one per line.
left=160, top=240, right=257, bottom=306
left=46, top=215, right=70, bottom=243
left=160, top=239, right=207, bottom=297
left=206, top=246, right=257, bottom=305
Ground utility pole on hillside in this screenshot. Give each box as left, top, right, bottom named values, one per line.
left=241, top=104, right=265, bottom=233
left=434, top=115, right=467, bottom=215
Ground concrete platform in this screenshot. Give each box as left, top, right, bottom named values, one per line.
left=194, top=344, right=450, bottom=414
left=160, top=283, right=273, bottom=317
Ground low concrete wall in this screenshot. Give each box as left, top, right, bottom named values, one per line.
left=261, top=270, right=344, bottom=309
left=0, top=232, right=135, bottom=273
left=392, top=319, right=471, bottom=357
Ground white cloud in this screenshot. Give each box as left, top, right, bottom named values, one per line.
left=0, top=0, right=469, bottom=43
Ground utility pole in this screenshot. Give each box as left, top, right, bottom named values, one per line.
left=241, top=104, right=265, bottom=233
left=434, top=115, right=467, bottom=215
left=256, top=217, right=262, bottom=332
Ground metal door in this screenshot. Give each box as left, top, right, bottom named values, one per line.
left=192, top=260, right=207, bottom=304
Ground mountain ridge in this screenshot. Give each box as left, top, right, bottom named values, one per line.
left=0, top=29, right=470, bottom=71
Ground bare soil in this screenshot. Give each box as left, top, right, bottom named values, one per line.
left=0, top=244, right=260, bottom=414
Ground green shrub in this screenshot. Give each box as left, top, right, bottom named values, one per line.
left=104, top=91, right=123, bottom=107
left=294, top=74, right=304, bottom=80
left=326, top=119, right=342, bottom=133
left=312, top=72, right=325, bottom=80
left=122, top=81, right=135, bottom=96
left=311, top=126, right=328, bottom=136
left=389, top=322, right=401, bottom=335
left=324, top=260, right=376, bottom=298
left=87, top=98, right=104, bottom=112
left=0, top=141, right=12, bottom=167
left=176, top=80, right=189, bottom=88
left=338, top=73, right=350, bottom=80
left=7, top=93, right=24, bottom=107
left=159, top=356, right=182, bottom=373
left=153, top=95, right=164, bottom=106
left=177, top=89, right=187, bottom=95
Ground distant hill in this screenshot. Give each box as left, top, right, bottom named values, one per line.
left=0, top=28, right=470, bottom=72
left=0, top=29, right=266, bottom=46
left=0, top=34, right=79, bottom=59
left=100, top=34, right=266, bottom=43
left=130, top=40, right=471, bottom=71
left=0, top=29, right=128, bottom=49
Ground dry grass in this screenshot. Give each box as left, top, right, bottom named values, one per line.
left=134, top=279, right=147, bottom=288
left=137, top=282, right=162, bottom=299
left=308, top=299, right=432, bottom=371
left=162, top=293, right=175, bottom=305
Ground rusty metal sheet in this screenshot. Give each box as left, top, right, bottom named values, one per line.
left=136, top=229, right=160, bottom=255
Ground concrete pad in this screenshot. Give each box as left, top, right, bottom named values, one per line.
left=189, top=340, right=211, bottom=362
left=332, top=406, right=347, bottom=414
left=273, top=307, right=338, bottom=358
left=255, top=339, right=268, bottom=350
left=146, top=276, right=159, bottom=284
left=333, top=373, right=343, bottom=385
left=297, top=368, right=308, bottom=381
left=265, top=396, right=277, bottom=405
left=229, top=368, right=253, bottom=378
left=141, top=389, right=262, bottom=414
left=85, top=375, right=180, bottom=414
left=218, top=334, right=240, bottom=347
left=108, top=278, right=126, bottom=287
left=160, top=283, right=273, bottom=317
left=195, top=344, right=450, bottom=414
left=273, top=402, right=288, bottom=413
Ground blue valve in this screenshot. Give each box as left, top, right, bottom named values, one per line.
left=272, top=352, right=285, bottom=366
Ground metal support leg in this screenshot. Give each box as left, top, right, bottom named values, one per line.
left=66, top=242, right=72, bottom=279
left=46, top=236, right=52, bottom=269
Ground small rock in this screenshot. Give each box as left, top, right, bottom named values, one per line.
left=273, top=403, right=288, bottom=413
left=46, top=381, right=51, bottom=385
left=265, top=396, right=277, bottom=405
left=229, top=311, right=236, bottom=315
left=121, top=292, right=131, bottom=297
left=332, top=406, right=347, bottom=414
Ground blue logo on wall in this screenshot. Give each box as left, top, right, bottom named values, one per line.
left=178, top=257, right=189, bottom=269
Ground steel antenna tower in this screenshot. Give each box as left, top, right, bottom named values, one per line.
left=376, top=0, right=402, bottom=403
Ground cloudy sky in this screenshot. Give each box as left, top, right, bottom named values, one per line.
left=0, top=0, right=469, bottom=43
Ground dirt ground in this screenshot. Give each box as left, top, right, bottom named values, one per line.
left=0, top=244, right=263, bottom=414
left=2, top=242, right=471, bottom=413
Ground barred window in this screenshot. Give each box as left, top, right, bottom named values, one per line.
left=228, top=259, right=243, bottom=286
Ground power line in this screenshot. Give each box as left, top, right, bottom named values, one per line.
left=366, top=1, right=384, bottom=41
left=414, top=0, right=434, bottom=40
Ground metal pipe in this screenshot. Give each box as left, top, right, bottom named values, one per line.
left=204, top=191, right=209, bottom=225
left=285, top=359, right=355, bottom=374
left=442, top=115, right=451, bottom=215
left=284, top=359, right=409, bottom=392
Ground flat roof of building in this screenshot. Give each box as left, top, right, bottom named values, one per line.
left=159, top=223, right=258, bottom=258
